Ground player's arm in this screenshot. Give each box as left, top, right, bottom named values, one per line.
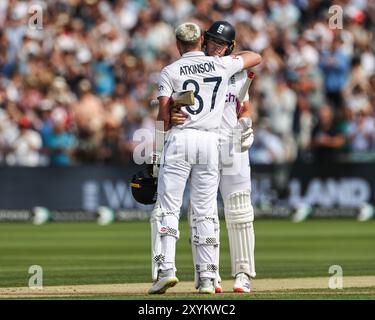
left=234, top=51, right=262, bottom=69
left=157, top=96, right=171, bottom=131
left=151, top=68, right=173, bottom=177
left=150, top=96, right=170, bottom=177
left=156, top=68, right=173, bottom=131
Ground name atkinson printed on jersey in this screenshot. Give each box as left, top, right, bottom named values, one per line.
left=180, top=61, right=216, bottom=76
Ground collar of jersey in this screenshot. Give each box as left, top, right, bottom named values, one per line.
left=181, top=51, right=205, bottom=58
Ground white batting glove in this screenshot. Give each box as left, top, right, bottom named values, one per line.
left=238, top=117, right=254, bottom=152
left=151, top=151, right=161, bottom=178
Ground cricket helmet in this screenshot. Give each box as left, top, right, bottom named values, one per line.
left=204, top=21, right=236, bottom=55
left=130, top=166, right=158, bottom=205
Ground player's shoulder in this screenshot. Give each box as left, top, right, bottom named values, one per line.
left=214, top=55, right=230, bottom=63
left=162, top=57, right=188, bottom=73
left=215, top=55, right=243, bottom=67
left=160, top=63, right=173, bottom=74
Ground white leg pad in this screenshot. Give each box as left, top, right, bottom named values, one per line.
left=189, top=208, right=219, bottom=287
left=187, top=204, right=199, bottom=288
left=224, top=190, right=256, bottom=278
left=150, top=202, right=180, bottom=281
left=213, top=202, right=221, bottom=287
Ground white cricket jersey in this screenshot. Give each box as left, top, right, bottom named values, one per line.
left=157, top=51, right=244, bottom=130
left=220, top=70, right=249, bottom=139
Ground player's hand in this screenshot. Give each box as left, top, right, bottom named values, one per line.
left=152, top=152, right=161, bottom=178
left=149, top=151, right=161, bottom=178
left=238, top=117, right=254, bottom=152
left=170, top=107, right=187, bottom=126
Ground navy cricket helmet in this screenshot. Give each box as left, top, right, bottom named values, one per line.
left=204, top=21, right=236, bottom=55
left=131, top=166, right=157, bottom=205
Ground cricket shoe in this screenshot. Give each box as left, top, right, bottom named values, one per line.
left=148, top=269, right=179, bottom=294
left=198, top=278, right=215, bottom=294
left=233, top=273, right=251, bottom=293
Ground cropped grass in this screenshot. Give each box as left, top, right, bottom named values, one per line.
left=0, top=219, right=374, bottom=290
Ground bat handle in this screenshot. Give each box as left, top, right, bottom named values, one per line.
left=247, top=70, right=256, bottom=79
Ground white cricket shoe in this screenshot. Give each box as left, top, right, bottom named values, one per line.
left=198, top=278, right=215, bottom=294
left=233, top=273, right=251, bottom=293
left=148, top=269, right=179, bottom=294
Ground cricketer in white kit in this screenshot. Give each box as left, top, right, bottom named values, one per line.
left=171, top=21, right=259, bottom=294
left=148, top=22, right=261, bottom=295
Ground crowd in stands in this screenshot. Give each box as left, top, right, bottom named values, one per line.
left=0, top=0, right=374, bottom=166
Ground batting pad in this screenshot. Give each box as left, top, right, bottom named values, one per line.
left=224, top=190, right=256, bottom=278
left=189, top=206, right=219, bottom=283
left=150, top=203, right=179, bottom=281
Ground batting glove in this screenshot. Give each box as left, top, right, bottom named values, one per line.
left=238, top=117, right=254, bottom=152
left=149, top=151, right=161, bottom=178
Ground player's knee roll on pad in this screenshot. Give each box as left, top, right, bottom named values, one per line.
left=224, top=190, right=256, bottom=278
left=150, top=203, right=180, bottom=281
left=189, top=207, right=219, bottom=287
left=188, top=205, right=221, bottom=289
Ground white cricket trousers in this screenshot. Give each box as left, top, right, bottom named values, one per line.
left=157, top=127, right=219, bottom=279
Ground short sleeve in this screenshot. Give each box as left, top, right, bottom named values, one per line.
left=221, top=55, right=244, bottom=78
left=157, top=67, right=173, bottom=98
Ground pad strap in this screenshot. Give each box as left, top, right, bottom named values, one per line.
left=195, top=263, right=218, bottom=272
left=193, top=234, right=219, bottom=246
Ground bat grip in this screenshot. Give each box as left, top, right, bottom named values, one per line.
left=247, top=70, right=256, bottom=79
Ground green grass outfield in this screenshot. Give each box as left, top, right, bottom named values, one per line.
left=0, top=219, right=374, bottom=299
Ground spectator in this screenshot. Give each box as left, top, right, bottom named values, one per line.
left=0, top=0, right=374, bottom=166
left=319, top=36, right=351, bottom=110
left=250, top=119, right=286, bottom=164
left=91, top=49, right=116, bottom=96
left=97, top=119, right=122, bottom=165
left=5, top=115, right=42, bottom=166
left=346, top=107, right=375, bottom=154
left=263, top=75, right=297, bottom=161
left=43, top=108, right=76, bottom=166
left=310, top=105, right=346, bottom=162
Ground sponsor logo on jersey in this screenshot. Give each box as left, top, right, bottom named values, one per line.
left=225, top=92, right=236, bottom=103
left=180, top=61, right=216, bottom=76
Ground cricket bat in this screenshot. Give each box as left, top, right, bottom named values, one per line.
left=236, top=70, right=255, bottom=116
left=150, top=90, right=194, bottom=108
left=238, top=70, right=256, bottom=102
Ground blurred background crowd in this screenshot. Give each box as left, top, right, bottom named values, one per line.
left=0, top=0, right=374, bottom=166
